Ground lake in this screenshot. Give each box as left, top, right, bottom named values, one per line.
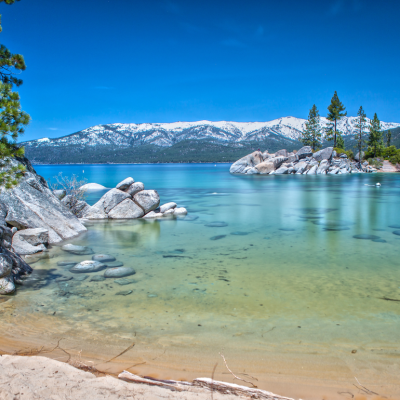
left=2, top=163, right=400, bottom=399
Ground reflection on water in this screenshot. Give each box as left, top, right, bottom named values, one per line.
left=2, top=164, right=400, bottom=396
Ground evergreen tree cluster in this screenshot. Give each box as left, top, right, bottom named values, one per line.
left=301, top=92, right=395, bottom=165
left=0, top=0, right=29, bottom=189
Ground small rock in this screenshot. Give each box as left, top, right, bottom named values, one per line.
left=210, top=235, right=226, bottom=240
left=104, top=261, right=124, bottom=268
left=75, top=275, right=89, bottom=281
left=205, top=222, right=228, bottom=227
left=104, top=267, right=136, bottom=278
left=148, top=294, right=158, bottom=298
left=116, top=177, right=135, bottom=191
left=90, top=275, right=106, bottom=282
left=116, top=290, right=132, bottom=296
left=230, top=231, right=249, bottom=236
left=114, top=278, right=136, bottom=286
left=70, top=260, right=106, bottom=273
left=57, top=261, right=77, bottom=267
left=160, top=202, right=177, bottom=213
left=92, top=254, right=116, bottom=263
left=55, top=276, right=73, bottom=282
left=174, top=207, right=188, bottom=216
left=392, top=230, right=400, bottom=236
left=0, top=275, right=15, bottom=295
left=353, top=234, right=381, bottom=240
left=61, top=244, right=94, bottom=255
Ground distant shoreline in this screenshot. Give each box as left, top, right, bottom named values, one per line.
left=32, top=162, right=232, bottom=166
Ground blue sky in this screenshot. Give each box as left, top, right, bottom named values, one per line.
left=1, top=0, right=400, bottom=141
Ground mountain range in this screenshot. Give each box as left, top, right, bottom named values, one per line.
left=23, top=117, right=400, bottom=164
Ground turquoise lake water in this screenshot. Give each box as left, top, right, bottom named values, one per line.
left=4, top=163, right=400, bottom=394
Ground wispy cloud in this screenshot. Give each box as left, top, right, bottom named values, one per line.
left=48, top=127, right=58, bottom=131
left=221, top=39, right=246, bottom=48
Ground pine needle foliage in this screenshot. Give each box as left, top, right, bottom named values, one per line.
left=386, top=129, right=392, bottom=147
left=0, top=0, right=29, bottom=190
left=355, top=106, right=367, bottom=164
left=326, top=91, right=347, bottom=148
left=301, top=104, right=322, bottom=150
left=368, top=113, right=383, bottom=158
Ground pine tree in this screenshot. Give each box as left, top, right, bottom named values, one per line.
left=0, top=0, right=30, bottom=189
left=326, top=91, right=347, bottom=148
left=301, top=104, right=322, bottom=150
left=355, top=106, right=367, bottom=165
left=336, top=132, right=345, bottom=149
left=386, top=129, right=392, bottom=147
left=368, top=113, right=383, bottom=158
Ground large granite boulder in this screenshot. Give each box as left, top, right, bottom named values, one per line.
left=12, top=228, right=49, bottom=255
left=275, top=166, right=289, bottom=174
left=0, top=157, right=87, bottom=243
left=313, top=147, right=333, bottom=162
left=254, top=161, right=275, bottom=174
left=354, top=151, right=365, bottom=162
left=108, top=198, right=144, bottom=219
left=61, top=195, right=90, bottom=218
left=275, top=149, right=288, bottom=157
left=116, top=177, right=135, bottom=191
left=296, top=146, right=313, bottom=159
left=229, top=151, right=263, bottom=174
left=126, top=182, right=144, bottom=196
left=133, top=190, right=160, bottom=213
left=160, top=202, right=177, bottom=213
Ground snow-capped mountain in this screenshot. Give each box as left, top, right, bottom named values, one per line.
left=24, top=116, right=400, bottom=150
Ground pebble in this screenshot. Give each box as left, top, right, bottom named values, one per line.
left=92, top=254, right=116, bottom=263
left=104, top=267, right=136, bottom=278
left=104, top=261, right=124, bottom=268
left=114, top=278, right=136, bottom=286
left=61, top=244, right=94, bottom=255
left=148, top=294, right=158, bottom=298
left=90, top=275, right=106, bottom=282
left=205, top=222, right=228, bottom=227
left=116, top=290, right=132, bottom=296
left=70, top=260, right=106, bottom=273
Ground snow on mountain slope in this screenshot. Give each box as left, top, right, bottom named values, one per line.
left=24, top=117, right=400, bottom=149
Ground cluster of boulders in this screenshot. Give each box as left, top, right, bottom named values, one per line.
left=230, top=146, right=378, bottom=175
left=67, top=177, right=188, bottom=220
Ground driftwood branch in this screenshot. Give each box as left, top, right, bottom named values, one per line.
left=219, top=352, right=257, bottom=388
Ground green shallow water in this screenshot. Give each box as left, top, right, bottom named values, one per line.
left=3, top=164, right=400, bottom=389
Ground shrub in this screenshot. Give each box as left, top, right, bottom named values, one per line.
left=334, top=147, right=354, bottom=160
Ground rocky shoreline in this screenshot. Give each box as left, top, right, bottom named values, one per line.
left=230, top=146, right=386, bottom=175
left=0, top=157, right=187, bottom=295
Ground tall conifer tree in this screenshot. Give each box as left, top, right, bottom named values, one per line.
left=301, top=104, right=322, bottom=150
left=386, top=130, right=392, bottom=147
left=368, top=113, right=383, bottom=158
left=326, top=91, right=347, bottom=148
left=0, top=0, right=29, bottom=189
left=355, top=106, right=367, bottom=165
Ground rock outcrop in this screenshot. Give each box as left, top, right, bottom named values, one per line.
left=0, top=157, right=87, bottom=243
left=82, top=178, right=187, bottom=220
left=230, top=146, right=378, bottom=175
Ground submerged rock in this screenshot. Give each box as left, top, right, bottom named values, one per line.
left=392, top=230, right=400, bottom=236
left=104, top=266, right=136, bottom=278
left=115, top=290, right=132, bottom=296
left=353, top=234, right=381, bottom=240
left=104, top=261, right=124, bottom=268
left=230, top=231, right=249, bottom=236
left=92, top=254, right=116, bottom=263
left=90, top=275, right=106, bottom=282
left=70, top=260, right=105, bottom=273
left=114, top=278, right=136, bottom=286
left=61, top=244, right=94, bottom=255
left=57, top=261, right=77, bottom=267
left=210, top=235, right=226, bottom=240
left=205, top=221, right=228, bottom=227
left=12, top=228, right=49, bottom=255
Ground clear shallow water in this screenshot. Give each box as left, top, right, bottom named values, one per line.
left=2, top=164, right=400, bottom=397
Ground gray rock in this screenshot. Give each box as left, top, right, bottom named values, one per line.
left=70, top=260, right=106, bottom=273
left=297, top=146, right=313, bottom=159
left=163, top=209, right=175, bottom=216
left=317, top=161, right=330, bottom=174
left=108, top=198, right=144, bottom=219
left=90, top=275, right=105, bottom=282
left=104, top=266, right=136, bottom=278
left=116, top=177, right=135, bottom=191
left=275, top=149, right=288, bottom=157
left=313, top=147, right=333, bottom=162
left=0, top=275, right=15, bottom=295
left=81, top=202, right=108, bottom=220
left=160, top=202, right=177, bottom=213
left=12, top=228, right=49, bottom=255
left=254, top=161, right=274, bottom=174
left=307, top=165, right=318, bottom=175
left=246, top=167, right=259, bottom=174
left=133, top=190, right=160, bottom=213
left=114, top=278, right=136, bottom=285
left=126, top=182, right=144, bottom=196
left=143, top=211, right=163, bottom=219
left=55, top=276, right=73, bottom=282
left=92, top=254, right=116, bottom=263
left=102, top=188, right=132, bottom=214
left=75, top=275, right=88, bottom=281
left=57, top=261, right=77, bottom=267
left=116, top=290, right=132, bottom=296
left=354, top=151, right=365, bottom=162
left=0, top=253, right=12, bottom=278
left=328, top=168, right=339, bottom=175
left=294, top=161, right=308, bottom=174
left=340, top=153, right=348, bottom=158
left=275, top=166, right=289, bottom=174
left=229, top=151, right=263, bottom=174
left=287, top=154, right=299, bottom=163
left=105, top=261, right=124, bottom=268
left=262, top=151, right=271, bottom=160
left=61, top=195, right=90, bottom=218
left=0, top=157, right=87, bottom=243
left=53, top=190, right=66, bottom=200
left=61, top=244, right=94, bottom=255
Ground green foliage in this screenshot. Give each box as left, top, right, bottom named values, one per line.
left=354, top=106, right=367, bottom=164
left=0, top=0, right=29, bottom=190
left=367, top=158, right=383, bottom=169
left=334, top=147, right=353, bottom=159
left=301, top=104, right=322, bottom=150
left=386, top=129, right=392, bottom=147
left=336, top=133, right=345, bottom=149
left=326, top=91, right=347, bottom=147
left=367, top=113, right=383, bottom=158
